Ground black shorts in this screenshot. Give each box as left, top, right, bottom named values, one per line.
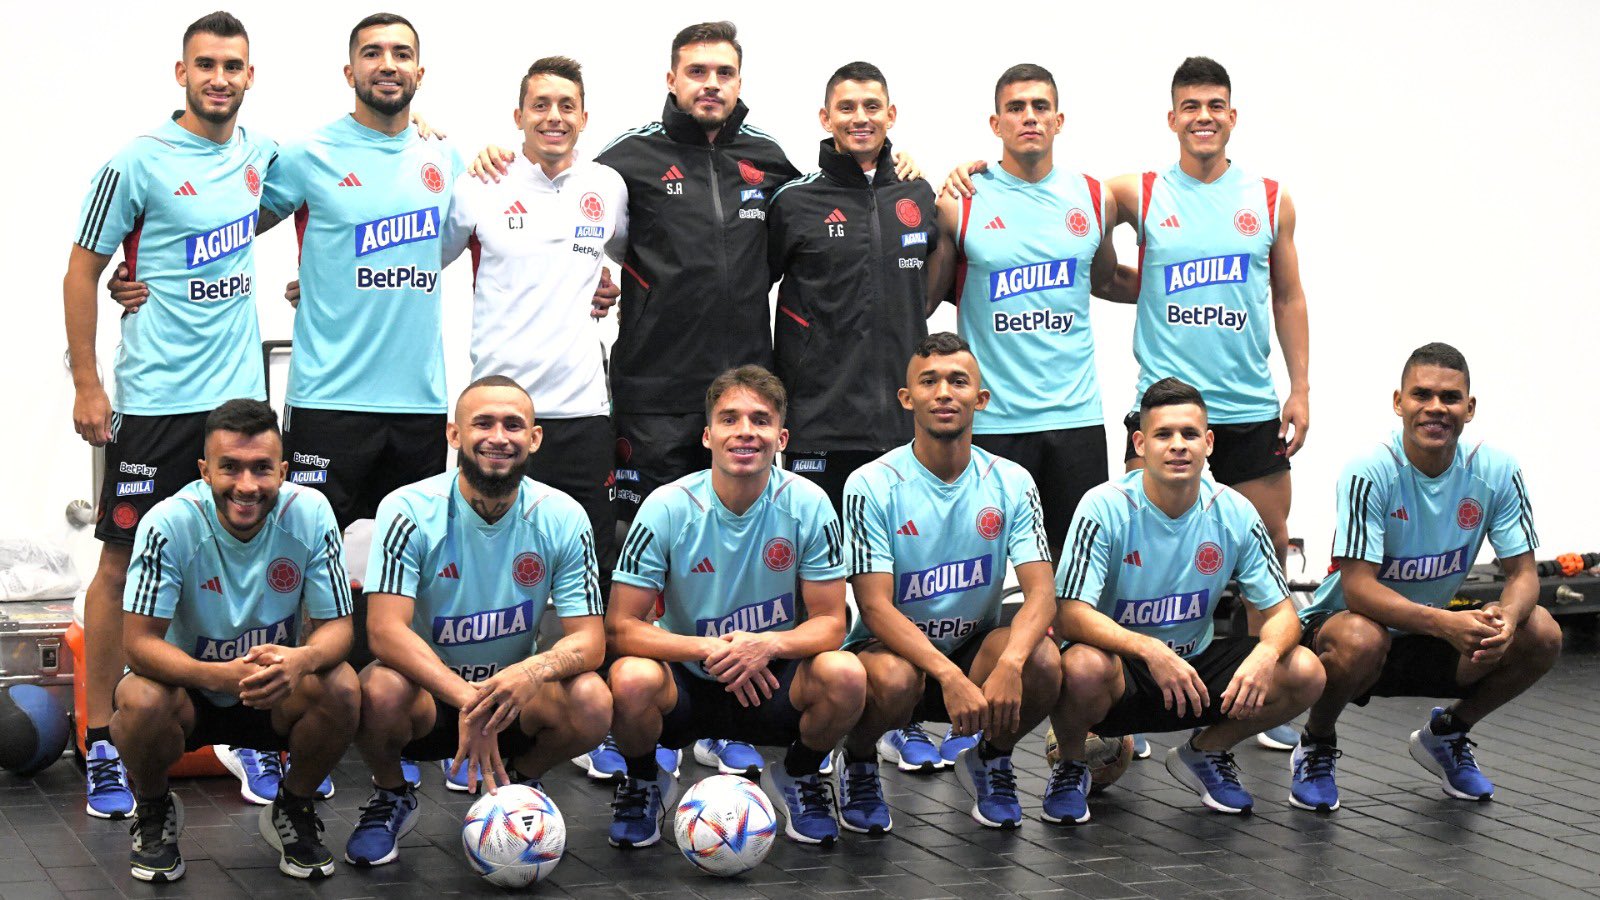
left=973, top=426, right=1107, bottom=562
left=613, top=412, right=709, bottom=521
left=283, top=406, right=447, bottom=530
left=96, top=412, right=209, bottom=545
left=400, top=694, right=538, bottom=761
left=1123, top=413, right=1289, bottom=486
left=1300, top=611, right=1475, bottom=705
left=183, top=688, right=288, bottom=752
left=657, top=659, right=804, bottom=750
left=527, top=416, right=618, bottom=591
left=1091, top=635, right=1261, bottom=737
left=845, top=628, right=993, bottom=723
left=784, top=448, right=883, bottom=518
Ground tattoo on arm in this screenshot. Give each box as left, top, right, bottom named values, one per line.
left=523, top=649, right=585, bottom=684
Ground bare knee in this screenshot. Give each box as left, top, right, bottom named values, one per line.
left=94, top=545, right=133, bottom=589
left=316, top=663, right=362, bottom=718
left=1280, top=646, right=1326, bottom=703
left=359, top=663, right=415, bottom=720
left=565, top=672, right=613, bottom=745
left=1060, top=644, right=1119, bottom=698
left=1319, top=613, right=1391, bottom=673
left=607, top=657, right=667, bottom=710
left=113, top=674, right=180, bottom=717
left=1509, top=606, right=1562, bottom=668
left=1023, top=639, right=1063, bottom=701
left=808, top=651, right=867, bottom=707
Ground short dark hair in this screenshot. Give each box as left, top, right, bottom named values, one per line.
left=205, top=398, right=279, bottom=441
left=520, top=55, right=584, bottom=108
left=705, top=365, right=786, bottom=424
left=349, top=12, right=418, bottom=55
left=460, top=374, right=527, bottom=399
left=994, top=63, right=1057, bottom=111
left=671, top=21, right=741, bottom=69
left=825, top=61, right=889, bottom=104
left=912, top=332, right=972, bottom=359
left=1171, top=56, right=1230, bottom=98
left=1402, top=342, right=1470, bottom=388
left=182, top=11, right=247, bottom=52
left=1139, top=377, right=1207, bottom=424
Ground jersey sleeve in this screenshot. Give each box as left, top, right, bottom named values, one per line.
left=765, top=190, right=791, bottom=284
left=1229, top=499, right=1291, bottom=610
left=122, top=506, right=188, bottom=620
left=1329, top=452, right=1391, bottom=565
left=299, top=495, right=354, bottom=620
left=843, top=469, right=893, bottom=577
left=1005, top=469, right=1052, bottom=567
left=1486, top=455, right=1539, bottom=559
left=549, top=498, right=604, bottom=618
left=797, top=486, right=846, bottom=581
left=367, top=494, right=425, bottom=599
left=259, top=143, right=305, bottom=219
left=1055, top=493, right=1114, bottom=607
left=75, top=148, right=144, bottom=256
left=605, top=169, right=630, bottom=261
left=441, top=174, right=476, bottom=267
left=612, top=490, right=672, bottom=592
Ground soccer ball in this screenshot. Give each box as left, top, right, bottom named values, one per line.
left=1044, top=727, right=1135, bottom=795
left=461, top=784, right=566, bottom=888
left=674, top=774, right=777, bottom=876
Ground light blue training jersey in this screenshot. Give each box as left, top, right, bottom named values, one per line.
left=366, top=471, right=601, bottom=682
left=1057, top=470, right=1289, bottom=659
left=955, top=166, right=1104, bottom=434
left=261, top=117, right=463, bottom=413
left=75, top=117, right=275, bottom=415
left=1132, top=163, right=1281, bottom=424
left=842, top=443, right=1051, bottom=655
left=1301, top=433, right=1537, bottom=622
left=613, top=468, right=845, bottom=680
left=123, top=480, right=352, bottom=706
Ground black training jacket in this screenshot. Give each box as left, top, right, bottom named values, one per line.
left=596, top=96, right=799, bottom=414
left=767, top=139, right=938, bottom=451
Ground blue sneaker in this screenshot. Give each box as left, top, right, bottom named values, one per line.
left=1257, top=724, right=1298, bottom=751
left=877, top=723, right=942, bottom=772
left=1409, top=708, right=1494, bottom=801
left=573, top=734, right=626, bottom=781
left=608, top=766, right=676, bottom=848
left=1166, top=741, right=1253, bottom=814
left=693, top=739, right=764, bottom=777
left=216, top=745, right=283, bottom=806
left=939, top=726, right=978, bottom=768
left=953, top=746, right=1022, bottom=828
left=763, top=759, right=839, bottom=845
left=1131, top=734, right=1152, bottom=759
left=343, top=783, right=419, bottom=866
left=281, top=754, right=335, bottom=801
left=835, top=754, right=891, bottom=834
left=1289, top=738, right=1342, bottom=812
left=1040, top=759, right=1091, bottom=825
left=85, top=740, right=135, bottom=820
left=440, top=759, right=474, bottom=792
left=656, top=744, right=683, bottom=778
left=401, top=759, right=421, bottom=789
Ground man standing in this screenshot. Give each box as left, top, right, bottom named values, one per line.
left=113, top=399, right=357, bottom=882
left=1290, top=343, right=1558, bottom=812
left=63, top=10, right=275, bottom=820
left=346, top=377, right=610, bottom=866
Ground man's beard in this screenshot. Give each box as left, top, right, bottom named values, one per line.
left=460, top=451, right=522, bottom=499
left=357, top=80, right=414, bottom=118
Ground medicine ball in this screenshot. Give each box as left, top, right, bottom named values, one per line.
left=0, top=685, right=70, bottom=777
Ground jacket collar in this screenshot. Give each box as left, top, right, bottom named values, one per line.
left=817, top=137, right=896, bottom=187
left=661, top=93, right=750, bottom=146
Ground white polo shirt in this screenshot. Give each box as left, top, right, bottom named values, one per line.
left=444, top=156, right=629, bottom=419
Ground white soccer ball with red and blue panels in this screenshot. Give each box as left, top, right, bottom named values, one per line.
left=674, top=774, right=777, bottom=876
left=461, top=784, right=566, bottom=887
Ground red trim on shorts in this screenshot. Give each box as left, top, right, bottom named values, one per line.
left=622, top=262, right=650, bottom=289
left=778, top=305, right=809, bottom=328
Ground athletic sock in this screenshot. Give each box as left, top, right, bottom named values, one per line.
left=87, top=726, right=112, bottom=748
left=977, top=739, right=1008, bottom=761
left=624, top=754, right=658, bottom=782
left=784, top=741, right=829, bottom=776
left=1303, top=729, right=1337, bottom=748
left=1431, top=709, right=1470, bottom=736
left=844, top=745, right=876, bottom=765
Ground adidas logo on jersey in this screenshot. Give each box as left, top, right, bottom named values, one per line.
left=691, top=557, right=715, bottom=574
left=201, top=577, right=222, bottom=594
left=337, top=173, right=363, bottom=187
left=1392, top=507, right=1409, bottom=521
left=1123, top=550, right=1143, bottom=567
left=983, top=216, right=1005, bottom=229
left=504, top=201, right=527, bottom=215
left=438, top=562, right=460, bottom=579
left=1159, top=215, right=1180, bottom=228
left=661, top=165, right=684, bottom=181
left=896, top=520, right=919, bottom=536
left=173, top=181, right=198, bottom=196
left=824, top=208, right=847, bottom=224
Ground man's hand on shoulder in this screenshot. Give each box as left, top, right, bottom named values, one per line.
left=469, top=145, right=517, bottom=183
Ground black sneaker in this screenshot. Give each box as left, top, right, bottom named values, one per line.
left=259, top=791, right=336, bottom=878
left=129, top=793, right=185, bottom=882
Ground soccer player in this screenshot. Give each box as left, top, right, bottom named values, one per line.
left=112, top=399, right=357, bottom=882
left=63, top=11, right=276, bottom=820
left=767, top=61, right=938, bottom=514
left=1289, top=343, right=1558, bottom=812
left=1045, top=378, right=1323, bottom=822
left=835, top=333, right=1060, bottom=833
left=346, top=376, right=610, bottom=867
left=604, top=366, right=864, bottom=848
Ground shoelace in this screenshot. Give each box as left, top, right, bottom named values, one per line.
left=87, top=755, right=126, bottom=794
left=842, top=765, right=882, bottom=804
left=1045, top=760, right=1088, bottom=795
left=354, top=790, right=406, bottom=829
left=611, top=782, right=653, bottom=820
left=985, top=760, right=1019, bottom=798
left=1299, top=744, right=1342, bottom=779
left=129, top=800, right=176, bottom=849
left=1204, top=749, right=1244, bottom=787
left=796, top=776, right=835, bottom=815
left=900, top=723, right=937, bottom=749
left=1444, top=734, right=1480, bottom=769
left=276, top=799, right=326, bottom=846
left=243, top=749, right=284, bottom=782
left=599, top=734, right=621, bottom=755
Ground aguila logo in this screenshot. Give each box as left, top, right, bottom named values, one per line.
left=244, top=164, right=261, bottom=198
left=1233, top=209, right=1260, bottom=236
left=895, top=198, right=922, bottom=228
left=1066, top=207, right=1090, bottom=237
left=513, top=552, right=545, bottom=587
left=1195, top=542, right=1224, bottom=575
left=579, top=192, right=605, bottom=222
left=763, top=538, right=795, bottom=572
left=977, top=507, right=1004, bottom=541
left=1457, top=498, right=1483, bottom=530
left=737, top=160, right=764, bottom=186
left=267, top=558, right=301, bottom=592
left=112, top=502, right=139, bottom=531
left=421, top=162, right=445, bottom=193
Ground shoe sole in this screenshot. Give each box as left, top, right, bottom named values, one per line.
left=342, top=800, right=419, bottom=867
left=86, top=801, right=132, bottom=820
left=1256, top=732, right=1296, bottom=751
left=1164, top=749, right=1252, bottom=815
left=693, top=743, right=762, bottom=778
left=1287, top=793, right=1340, bottom=812
left=876, top=736, right=940, bottom=773
left=440, top=762, right=476, bottom=793
left=257, top=806, right=336, bottom=879
left=215, top=745, right=275, bottom=806
left=572, top=754, right=627, bottom=783
left=951, top=751, right=1022, bottom=829
left=1407, top=730, right=1493, bottom=801
left=1039, top=807, right=1091, bottom=825
left=130, top=795, right=186, bottom=882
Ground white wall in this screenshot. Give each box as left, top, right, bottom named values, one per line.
left=5, top=0, right=1597, bottom=583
